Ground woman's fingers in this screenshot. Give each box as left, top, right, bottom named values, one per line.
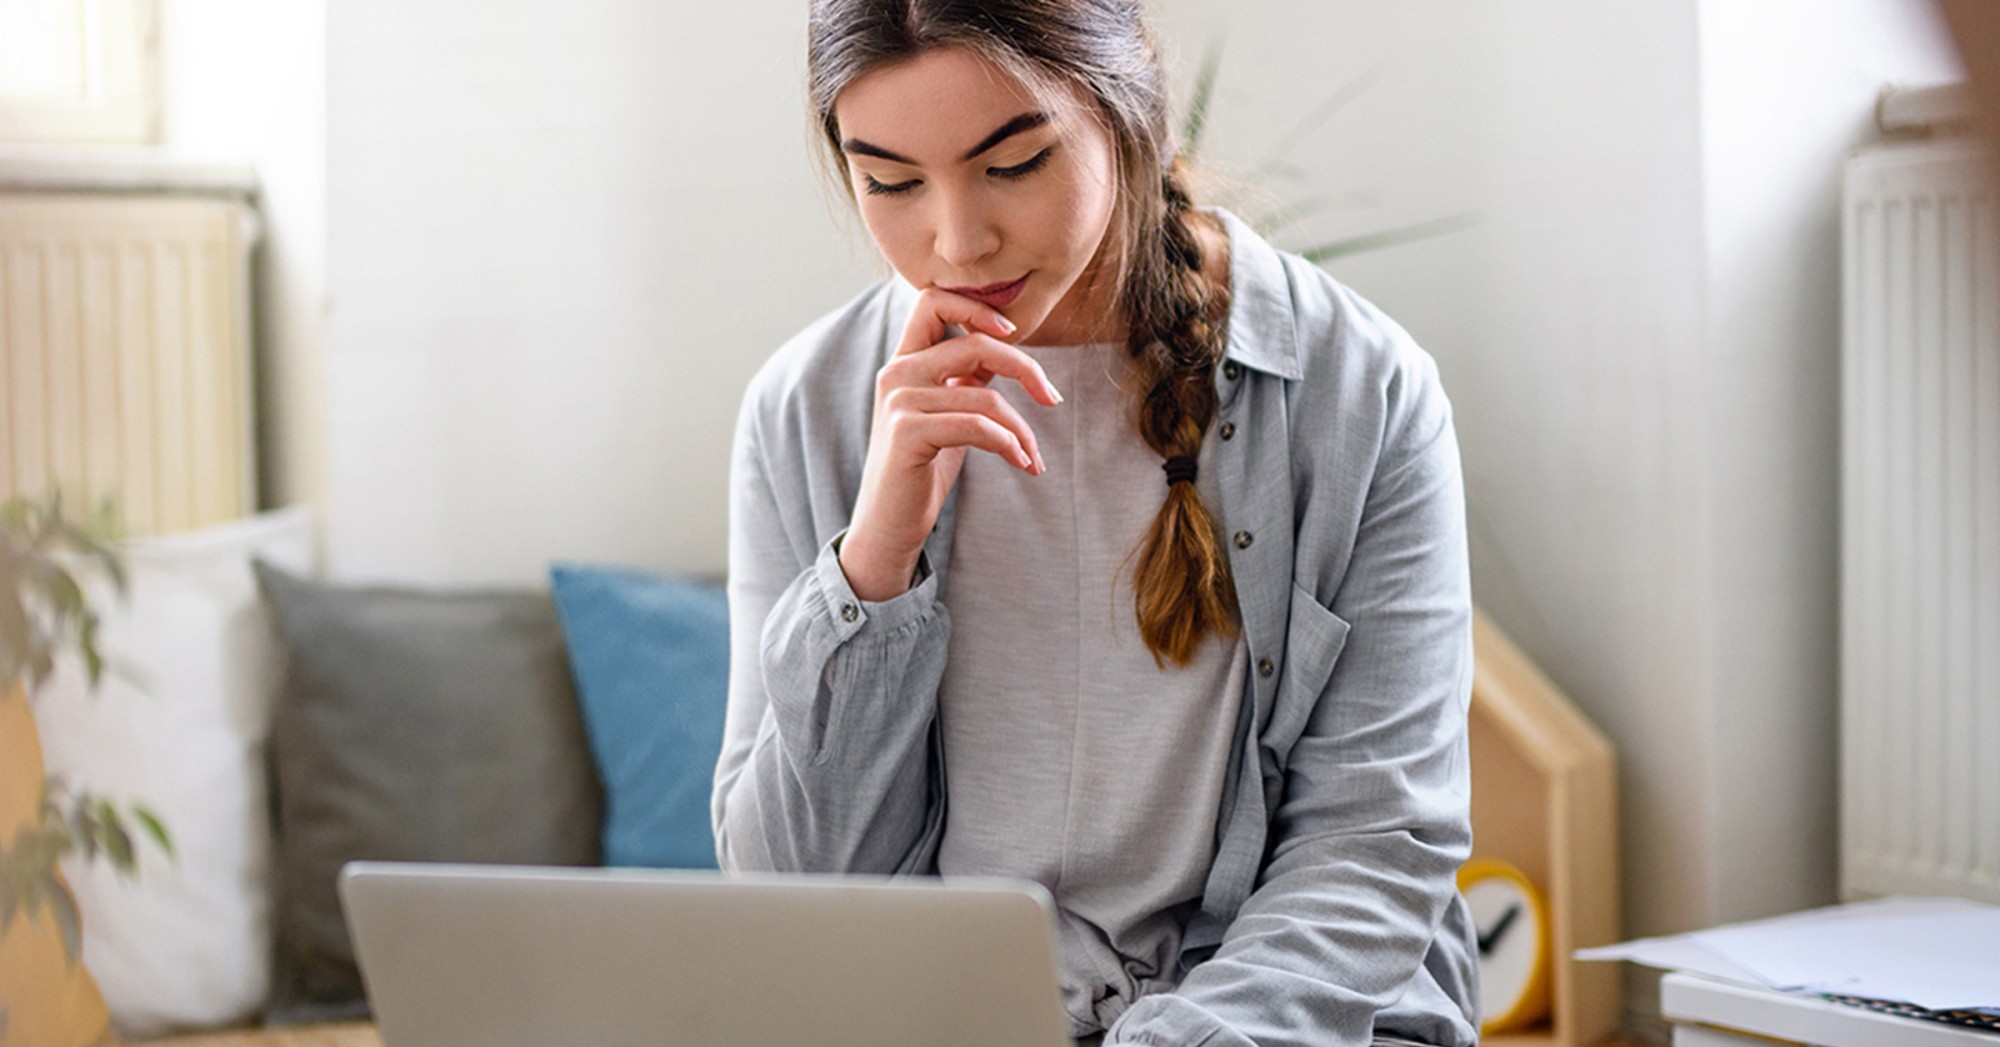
left=892, top=411, right=1037, bottom=472
left=895, top=287, right=1017, bottom=358
left=892, top=288, right=1063, bottom=406
left=884, top=332, right=1065, bottom=408
left=884, top=384, right=1044, bottom=473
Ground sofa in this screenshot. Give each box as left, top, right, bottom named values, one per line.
left=26, top=508, right=728, bottom=1046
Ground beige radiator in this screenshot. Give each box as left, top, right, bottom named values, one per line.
left=0, top=191, right=257, bottom=535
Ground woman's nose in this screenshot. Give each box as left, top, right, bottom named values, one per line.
left=933, top=190, right=1001, bottom=269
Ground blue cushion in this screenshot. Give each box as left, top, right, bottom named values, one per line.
left=547, top=562, right=729, bottom=869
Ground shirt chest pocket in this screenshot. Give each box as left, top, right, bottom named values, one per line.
left=1258, top=583, right=1352, bottom=774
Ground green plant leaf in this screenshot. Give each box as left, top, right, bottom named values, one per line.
left=50, top=519, right=126, bottom=598
left=3, top=491, right=130, bottom=699
left=97, top=801, right=134, bottom=874
left=1182, top=34, right=1225, bottom=158
left=15, top=854, right=44, bottom=914
left=38, top=778, right=60, bottom=824
left=1295, top=213, right=1478, bottom=263
left=72, top=798, right=101, bottom=863
left=0, top=836, right=36, bottom=934
left=79, top=613, right=104, bottom=688
left=87, top=493, right=124, bottom=544
left=0, top=852, right=16, bottom=932
left=1, top=497, right=34, bottom=537
left=46, top=874, right=82, bottom=966
left=132, top=806, right=174, bottom=861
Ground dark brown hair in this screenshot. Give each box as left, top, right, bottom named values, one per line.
left=808, top=0, right=1238, bottom=667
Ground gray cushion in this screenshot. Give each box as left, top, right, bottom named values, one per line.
left=253, top=561, right=603, bottom=1022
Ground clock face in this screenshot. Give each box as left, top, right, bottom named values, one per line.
left=1464, top=875, right=1543, bottom=1027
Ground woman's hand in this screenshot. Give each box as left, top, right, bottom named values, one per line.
left=837, top=288, right=1064, bottom=601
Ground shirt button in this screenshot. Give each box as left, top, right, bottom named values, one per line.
left=1234, top=530, right=1254, bottom=550
left=840, top=603, right=859, bottom=622
left=1223, top=361, right=1242, bottom=381
left=1219, top=421, right=1236, bottom=440
left=1258, top=657, right=1276, bottom=678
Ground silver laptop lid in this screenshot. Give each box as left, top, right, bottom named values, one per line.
left=339, top=862, right=1073, bottom=1047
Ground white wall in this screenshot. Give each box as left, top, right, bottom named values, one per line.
left=1694, top=0, right=1961, bottom=924
left=324, top=1, right=881, bottom=585
left=155, top=0, right=328, bottom=541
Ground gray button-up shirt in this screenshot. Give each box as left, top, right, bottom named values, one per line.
left=713, top=209, right=1481, bottom=1047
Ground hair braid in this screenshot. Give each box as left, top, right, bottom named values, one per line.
left=1125, top=159, right=1239, bottom=667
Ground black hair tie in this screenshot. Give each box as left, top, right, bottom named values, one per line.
left=1162, top=456, right=1198, bottom=486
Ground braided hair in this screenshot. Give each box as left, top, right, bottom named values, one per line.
left=1123, top=159, right=1238, bottom=666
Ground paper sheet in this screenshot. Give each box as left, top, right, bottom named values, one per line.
left=1576, top=896, right=2000, bottom=1011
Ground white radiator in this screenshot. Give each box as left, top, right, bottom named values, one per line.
left=1840, top=137, right=2000, bottom=905
left=0, top=191, right=257, bottom=535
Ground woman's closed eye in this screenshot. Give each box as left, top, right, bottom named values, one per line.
left=989, top=147, right=1053, bottom=180
left=859, top=147, right=1056, bottom=197
left=862, top=174, right=920, bottom=196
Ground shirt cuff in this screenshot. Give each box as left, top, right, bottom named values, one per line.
left=1106, top=993, right=1254, bottom=1047
left=813, top=529, right=939, bottom=640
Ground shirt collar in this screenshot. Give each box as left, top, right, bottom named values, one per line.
left=1211, top=206, right=1303, bottom=382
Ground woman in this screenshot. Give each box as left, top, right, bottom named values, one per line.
left=711, top=3, right=1480, bottom=1045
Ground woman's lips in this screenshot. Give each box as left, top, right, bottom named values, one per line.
left=943, top=274, right=1028, bottom=309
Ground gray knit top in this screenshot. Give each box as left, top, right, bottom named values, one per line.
left=935, top=340, right=1247, bottom=1039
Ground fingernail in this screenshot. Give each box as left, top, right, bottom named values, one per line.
left=1034, top=451, right=1047, bottom=474
left=996, top=315, right=1017, bottom=334
left=1052, top=387, right=1065, bottom=404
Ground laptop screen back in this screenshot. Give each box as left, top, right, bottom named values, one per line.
left=339, top=862, right=1073, bottom=1047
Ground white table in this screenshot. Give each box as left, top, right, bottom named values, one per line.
left=1662, top=971, right=1995, bottom=1047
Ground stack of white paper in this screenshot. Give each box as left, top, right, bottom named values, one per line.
left=1576, top=895, right=2000, bottom=1014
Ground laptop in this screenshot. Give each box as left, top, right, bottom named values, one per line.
left=339, top=861, right=1075, bottom=1047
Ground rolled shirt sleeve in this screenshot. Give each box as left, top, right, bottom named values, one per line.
left=711, top=383, right=950, bottom=877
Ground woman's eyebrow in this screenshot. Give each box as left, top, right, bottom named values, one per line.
left=958, top=111, right=1049, bottom=160
left=841, top=111, right=1050, bottom=166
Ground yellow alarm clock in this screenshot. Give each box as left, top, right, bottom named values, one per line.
left=1456, top=857, right=1552, bottom=1036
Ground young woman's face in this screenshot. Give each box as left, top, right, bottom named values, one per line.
left=833, top=47, right=1123, bottom=346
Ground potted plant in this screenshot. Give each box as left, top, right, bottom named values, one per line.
left=1, top=492, right=171, bottom=1045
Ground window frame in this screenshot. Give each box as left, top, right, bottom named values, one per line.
left=0, top=0, right=159, bottom=145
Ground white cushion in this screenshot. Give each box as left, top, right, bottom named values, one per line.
left=33, top=507, right=314, bottom=1038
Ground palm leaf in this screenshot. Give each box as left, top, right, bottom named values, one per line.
left=1247, top=193, right=1342, bottom=239
left=1182, top=34, right=1225, bottom=158
left=1295, top=213, right=1477, bottom=263
left=1249, top=71, right=1380, bottom=182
